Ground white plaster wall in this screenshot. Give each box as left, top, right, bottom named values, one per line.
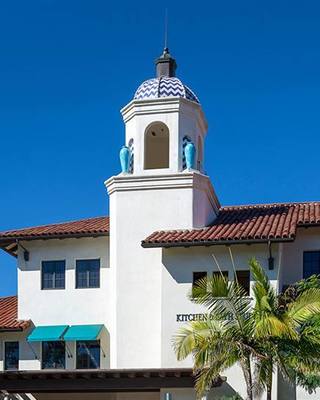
left=106, top=170, right=219, bottom=368
left=0, top=327, right=39, bottom=371
left=296, top=387, right=319, bottom=400
left=12, top=236, right=111, bottom=370
left=192, top=178, right=217, bottom=227
left=17, top=236, right=110, bottom=326
left=281, top=227, right=320, bottom=286
left=160, top=243, right=280, bottom=400
left=108, top=183, right=193, bottom=368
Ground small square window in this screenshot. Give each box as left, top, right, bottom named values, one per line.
left=76, top=259, right=100, bottom=289
left=236, top=270, right=250, bottom=296
left=303, top=251, right=320, bottom=279
left=41, top=261, right=65, bottom=290
left=192, top=271, right=207, bottom=289
left=4, top=342, right=19, bottom=371
left=213, top=271, right=229, bottom=281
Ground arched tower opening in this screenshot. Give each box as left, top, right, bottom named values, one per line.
left=144, top=122, right=169, bottom=170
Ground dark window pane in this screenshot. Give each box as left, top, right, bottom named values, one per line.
left=76, top=260, right=100, bottom=289
left=193, top=271, right=207, bottom=288
left=303, top=251, right=320, bottom=279
left=55, top=262, right=65, bottom=289
left=42, top=261, right=65, bottom=290
left=213, top=271, right=229, bottom=281
left=5, top=342, right=19, bottom=370
left=236, top=270, right=250, bottom=296
left=77, top=266, right=87, bottom=288
left=192, top=271, right=207, bottom=297
left=76, top=341, right=100, bottom=369
left=42, top=341, right=65, bottom=369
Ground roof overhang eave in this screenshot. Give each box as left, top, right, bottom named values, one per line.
left=0, top=368, right=225, bottom=393
left=0, top=327, right=24, bottom=332
left=0, top=320, right=31, bottom=333
left=0, top=232, right=109, bottom=258
left=141, top=236, right=295, bottom=249
left=0, top=232, right=109, bottom=243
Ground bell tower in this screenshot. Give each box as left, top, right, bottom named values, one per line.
left=119, top=48, right=208, bottom=176
left=105, top=48, right=219, bottom=369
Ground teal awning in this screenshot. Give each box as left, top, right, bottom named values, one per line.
left=27, top=325, right=68, bottom=342
left=63, top=324, right=104, bottom=341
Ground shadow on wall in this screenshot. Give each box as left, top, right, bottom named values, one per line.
left=208, top=382, right=243, bottom=399
left=162, top=248, right=207, bottom=284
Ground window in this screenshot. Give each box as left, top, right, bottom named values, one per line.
left=303, top=251, right=320, bottom=279
left=4, top=342, right=19, bottom=370
left=144, top=122, right=169, bottom=169
left=213, top=271, right=229, bottom=281
left=76, top=259, right=100, bottom=288
left=42, top=341, right=65, bottom=369
left=76, top=341, right=100, bottom=369
left=41, top=260, right=65, bottom=290
left=236, top=270, right=250, bottom=296
left=193, top=271, right=207, bottom=288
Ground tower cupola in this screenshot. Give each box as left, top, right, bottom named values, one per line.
left=120, top=48, right=207, bottom=176
left=134, top=48, right=199, bottom=104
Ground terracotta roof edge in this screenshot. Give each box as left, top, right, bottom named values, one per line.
left=221, top=201, right=320, bottom=210
left=0, top=216, right=109, bottom=236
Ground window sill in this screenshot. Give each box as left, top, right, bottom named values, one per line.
left=75, top=286, right=100, bottom=290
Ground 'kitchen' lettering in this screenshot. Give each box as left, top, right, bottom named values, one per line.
left=176, top=313, right=214, bottom=322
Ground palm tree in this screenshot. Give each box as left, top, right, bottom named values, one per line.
left=251, top=259, right=320, bottom=398
left=173, top=258, right=320, bottom=400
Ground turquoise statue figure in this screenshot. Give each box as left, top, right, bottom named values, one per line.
left=184, top=142, right=196, bottom=170
left=119, top=146, right=130, bottom=173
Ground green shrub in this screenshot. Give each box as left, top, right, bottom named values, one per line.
left=217, top=394, right=242, bottom=400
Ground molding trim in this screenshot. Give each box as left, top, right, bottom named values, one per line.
left=121, top=97, right=207, bottom=133
left=105, top=172, right=220, bottom=214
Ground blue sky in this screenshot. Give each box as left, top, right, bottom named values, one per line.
left=0, top=0, right=320, bottom=295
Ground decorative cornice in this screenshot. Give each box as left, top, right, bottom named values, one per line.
left=105, top=171, right=220, bottom=213
left=121, top=97, right=207, bottom=132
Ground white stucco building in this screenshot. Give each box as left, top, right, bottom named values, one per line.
left=0, top=47, right=319, bottom=400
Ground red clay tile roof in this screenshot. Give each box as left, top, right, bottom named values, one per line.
left=0, top=216, right=109, bottom=257
left=0, top=216, right=109, bottom=240
left=0, top=296, right=30, bottom=331
left=142, top=202, right=320, bottom=247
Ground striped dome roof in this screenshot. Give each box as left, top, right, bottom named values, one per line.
left=134, top=77, right=200, bottom=104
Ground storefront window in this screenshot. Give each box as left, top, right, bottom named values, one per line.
left=42, top=341, right=65, bottom=369
left=76, top=340, right=100, bottom=369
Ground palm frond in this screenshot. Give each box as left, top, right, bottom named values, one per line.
left=254, top=314, right=297, bottom=339
left=173, top=319, right=225, bottom=361
left=286, top=288, right=320, bottom=326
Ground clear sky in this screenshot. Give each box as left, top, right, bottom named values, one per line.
left=0, top=0, right=320, bottom=296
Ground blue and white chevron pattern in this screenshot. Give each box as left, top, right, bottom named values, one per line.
left=134, top=77, right=200, bottom=104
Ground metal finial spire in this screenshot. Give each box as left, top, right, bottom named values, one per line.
left=155, top=9, right=177, bottom=77
left=164, top=8, right=168, bottom=50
